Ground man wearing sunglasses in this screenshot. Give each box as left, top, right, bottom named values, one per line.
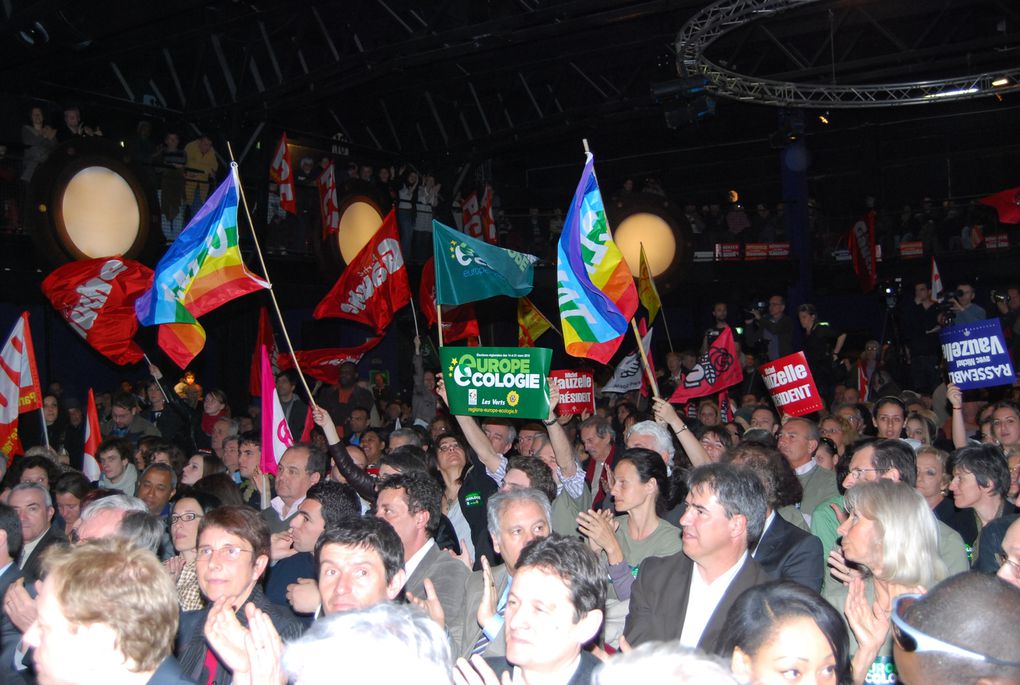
left=892, top=572, right=1020, bottom=684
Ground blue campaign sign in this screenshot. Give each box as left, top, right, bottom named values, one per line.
left=940, top=318, right=1016, bottom=390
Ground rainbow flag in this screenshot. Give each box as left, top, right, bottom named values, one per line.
left=135, top=164, right=269, bottom=368
left=556, top=152, right=637, bottom=363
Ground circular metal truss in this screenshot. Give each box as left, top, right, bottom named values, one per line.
left=676, top=0, right=1020, bottom=108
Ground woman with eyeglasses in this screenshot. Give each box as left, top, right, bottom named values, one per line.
left=826, top=480, right=946, bottom=685
left=696, top=425, right=731, bottom=463
left=819, top=415, right=857, bottom=463
left=428, top=432, right=497, bottom=567
left=723, top=580, right=853, bottom=685
left=163, top=492, right=221, bottom=611
left=177, top=505, right=305, bottom=685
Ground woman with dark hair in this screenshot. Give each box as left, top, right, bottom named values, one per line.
left=191, top=473, right=245, bottom=507
left=576, top=448, right=683, bottom=601
left=177, top=505, right=304, bottom=685
left=164, top=491, right=221, bottom=610
left=723, top=580, right=852, bottom=685
left=195, top=388, right=230, bottom=450
left=41, top=394, right=67, bottom=454
left=13, top=453, right=60, bottom=492
left=697, top=424, right=731, bottom=463
left=53, top=471, right=93, bottom=536
left=904, top=411, right=937, bottom=446
left=180, top=452, right=227, bottom=486
left=948, top=443, right=1018, bottom=547
left=427, top=432, right=497, bottom=566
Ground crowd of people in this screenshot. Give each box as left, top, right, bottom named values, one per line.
left=0, top=281, right=1019, bottom=685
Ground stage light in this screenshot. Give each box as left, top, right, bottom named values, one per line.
left=728, top=190, right=740, bottom=203
left=613, top=212, right=677, bottom=277
left=992, top=77, right=1010, bottom=87
left=29, top=138, right=157, bottom=265
left=337, top=198, right=383, bottom=264
left=61, top=166, right=140, bottom=257
left=818, top=113, right=830, bottom=125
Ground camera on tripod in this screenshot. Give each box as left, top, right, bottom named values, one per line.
left=991, top=289, right=1009, bottom=305
left=742, top=300, right=768, bottom=321
left=880, top=278, right=902, bottom=309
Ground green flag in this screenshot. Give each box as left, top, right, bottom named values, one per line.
left=432, top=220, right=537, bottom=305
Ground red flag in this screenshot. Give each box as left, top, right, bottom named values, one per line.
left=0, top=313, right=44, bottom=456
left=669, top=327, right=743, bottom=403
left=299, top=404, right=314, bottom=443
left=83, top=389, right=102, bottom=481
left=260, top=345, right=292, bottom=476
left=419, top=257, right=479, bottom=342
left=278, top=336, right=383, bottom=385
left=848, top=209, right=877, bottom=293
left=479, top=185, right=497, bottom=244
left=313, top=210, right=409, bottom=333
left=269, top=133, right=296, bottom=214
left=42, top=258, right=153, bottom=366
left=318, top=162, right=340, bottom=239
left=931, top=256, right=944, bottom=302
left=250, top=307, right=277, bottom=397
left=857, top=365, right=869, bottom=399
left=462, top=192, right=482, bottom=240
left=979, top=186, right=1020, bottom=224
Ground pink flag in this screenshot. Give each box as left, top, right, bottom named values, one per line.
left=259, top=344, right=293, bottom=475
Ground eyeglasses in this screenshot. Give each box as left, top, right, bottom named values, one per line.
left=819, top=426, right=843, bottom=435
left=196, top=544, right=254, bottom=562
left=438, top=442, right=463, bottom=453
left=849, top=467, right=888, bottom=480
left=892, top=593, right=1020, bottom=666
left=995, top=552, right=1020, bottom=579
left=170, top=512, right=202, bottom=525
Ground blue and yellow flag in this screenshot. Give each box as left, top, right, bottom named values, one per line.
left=557, top=153, right=638, bottom=364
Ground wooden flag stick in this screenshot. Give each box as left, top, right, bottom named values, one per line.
left=630, top=318, right=660, bottom=399
left=436, top=305, right=445, bottom=348
left=142, top=353, right=171, bottom=404
left=228, top=142, right=316, bottom=406
left=661, top=310, right=675, bottom=353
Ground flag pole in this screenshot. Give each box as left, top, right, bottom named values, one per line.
left=661, top=312, right=675, bottom=353
left=630, top=318, right=660, bottom=399
left=436, top=306, right=445, bottom=347
left=142, top=353, right=172, bottom=404
left=38, top=407, right=50, bottom=449
left=409, top=298, right=421, bottom=340
left=227, top=143, right=317, bottom=407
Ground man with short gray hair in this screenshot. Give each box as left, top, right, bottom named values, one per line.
left=624, top=463, right=772, bottom=655
left=8, top=484, right=65, bottom=585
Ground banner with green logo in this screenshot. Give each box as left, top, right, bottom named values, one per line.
left=440, top=346, right=551, bottom=419
left=432, top=220, right=537, bottom=305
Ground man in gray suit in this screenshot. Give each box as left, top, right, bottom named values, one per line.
left=453, top=488, right=551, bottom=659
left=375, top=472, right=468, bottom=646
left=0, top=503, right=26, bottom=685
left=624, top=463, right=772, bottom=655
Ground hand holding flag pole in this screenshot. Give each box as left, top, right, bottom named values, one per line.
left=227, top=142, right=317, bottom=408
left=630, top=319, right=659, bottom=399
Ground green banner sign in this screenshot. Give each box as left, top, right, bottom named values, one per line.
left=440, top=346, right=551, bottom=419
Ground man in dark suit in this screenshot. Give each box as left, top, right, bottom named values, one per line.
left=726, top=443, right=825, bottom=591
left=23, top=537, right=198, bottom=684
left=455, top=534, right=605, bottom=685
left=8, top=483, right=67, bottom=586
left=624, top=463, right=773, bottom=656
left=375, top=473, right=468, bottom=648
left=0, top=502, right=26, bottom=684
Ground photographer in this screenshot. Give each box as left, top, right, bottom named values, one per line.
left=744, top=295, right=794, bottom=361
left=950, top=282, right=986, bottom=324
left=903, top=281, right=942, bottom=395
left=797, top=304, right=845, bottom=406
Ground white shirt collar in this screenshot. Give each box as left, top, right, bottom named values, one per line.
left=404, top=538, right=436, bottom=579
left=270, top=495, right=305, bottom=520
left=794, top=458, right=817, bottom=476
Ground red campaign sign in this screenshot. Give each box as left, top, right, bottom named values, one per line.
left=550, top=370, right=595, bottom=415
left=758, top=351, right=824, bottom=417
left=745, top=243, right=768, bottom=260
left=767, top=243, right=790, bottom=258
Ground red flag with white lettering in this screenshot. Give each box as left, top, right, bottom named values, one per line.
left=269, top=133, right=296, bottom=214
left=318, top=163, right=340, bottom=239
left=480, top=185, right=497, bottom=244
left=82, top=388, right=102, bottom=481
left=419, top=257, right=480, bottom=342
left=41, top=258, right=153, bottom=366
left=313, top=210, right=409, bottom=333
left=0, top=313, right=44, bottom=456
left=278, top=336, right=383, bottom=385
left=462, top=192, right=482, bottom=240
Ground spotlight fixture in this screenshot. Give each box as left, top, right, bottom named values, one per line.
left=992, top=77, right=1010, bottom=87
left=818, top=112, right=830, bottom=125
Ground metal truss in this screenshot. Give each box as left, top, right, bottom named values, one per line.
left=676, top=0, right=1020, bottom=107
